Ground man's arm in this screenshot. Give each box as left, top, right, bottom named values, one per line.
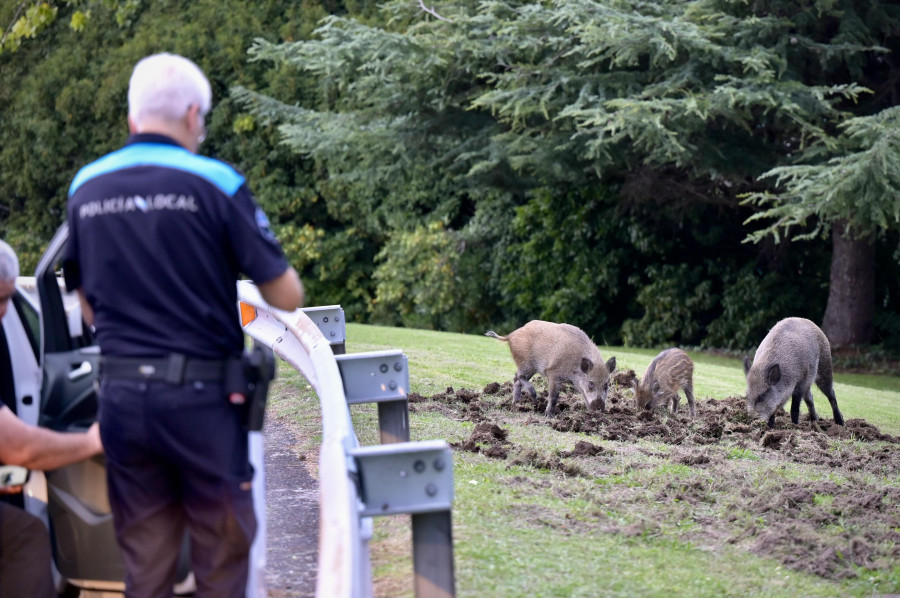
left=76, top=288, right=94, bottom=327
left=0, top=406, right=102, bottom=471
left=257, top=267, right=304, bottom=312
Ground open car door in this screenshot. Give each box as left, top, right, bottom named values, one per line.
left=33, top=223, right=128, bottom=590
left=31, top=223, right=193, bottom=594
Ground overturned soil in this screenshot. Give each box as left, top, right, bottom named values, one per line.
left=408, top=376, right=900, bottom=583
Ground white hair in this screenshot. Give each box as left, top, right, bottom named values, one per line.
left=0, top=240, right=19, bottom=282
left=128, top=53, right=212, bottom=127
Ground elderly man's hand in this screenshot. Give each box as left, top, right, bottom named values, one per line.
left=87, top=422, right=104, bottom=455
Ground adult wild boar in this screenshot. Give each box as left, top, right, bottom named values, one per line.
left=485, top=320, right=616, bottom=417
left=633, top=348, right=696, bottom=417
left=743, top=317, right=845, bottom=429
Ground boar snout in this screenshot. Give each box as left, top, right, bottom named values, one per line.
left=584, top=383, right=606, bottom=413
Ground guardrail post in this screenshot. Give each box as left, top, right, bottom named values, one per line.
left=412, top=511, right=455, bottom=598
left=377, top=401, right=409, bottom=444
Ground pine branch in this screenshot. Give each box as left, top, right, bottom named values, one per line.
left=417, top=0, right=452, bottom=23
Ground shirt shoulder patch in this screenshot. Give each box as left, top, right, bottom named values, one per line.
left=255, top=207, right=277, bottom=241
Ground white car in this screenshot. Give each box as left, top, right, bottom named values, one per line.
left=5, top=224, right=267, bottom=597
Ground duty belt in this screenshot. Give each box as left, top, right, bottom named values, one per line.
left=100, top=353, right=227, bottom=385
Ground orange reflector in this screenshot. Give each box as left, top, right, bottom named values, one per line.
left=239, top=302, right=257, bottom=327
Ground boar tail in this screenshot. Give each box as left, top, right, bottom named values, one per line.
left=484, top=330, right=508, bottom=342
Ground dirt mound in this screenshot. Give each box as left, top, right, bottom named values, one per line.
left=560, top=441, right=603, bottom=458
left=453, top=421, right=509, bottom=459
left=509, top=449, right=585, bottom=477
left=612, top=369, right=638, bottom=388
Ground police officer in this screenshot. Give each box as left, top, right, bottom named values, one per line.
left=64, top=53, right=304, bottom=598
left=0, top=239, right=104, bottom=598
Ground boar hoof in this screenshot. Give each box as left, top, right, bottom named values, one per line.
left=767, top=414, right=776, bottom=429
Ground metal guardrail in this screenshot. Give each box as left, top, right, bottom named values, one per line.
left=236, top=281, right=456, bottom=598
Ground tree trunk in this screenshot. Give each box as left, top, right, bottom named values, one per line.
left=821, top=221, right=875, bottom=348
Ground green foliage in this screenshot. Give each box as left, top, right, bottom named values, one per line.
left=238, top=0, right=900, bottom=350
left=0, top=1, right=58, bottom=53
left=0, top=0, right=336, bottom=275
left=4, top=0, right=899, bottom=352
left=743, top=106, right=900, bottom=243
left=705, top=262, right=828, bottom=350
left=371, top=221, right=461, bottom=329
left=622, top=263, right=716, bottom=347
left=0, top=1, right=142, bottom=54
left=306, top=228, right=379, bottom=320
left=497, top=186, right=633, bottom=341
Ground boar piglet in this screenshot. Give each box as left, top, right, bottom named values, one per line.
left=743, top=317, right=845, bottom=429
left=633, top=348, right=696, bottom=417
left=485, top=320, right=616, bottom=417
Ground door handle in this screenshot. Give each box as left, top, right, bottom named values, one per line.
left=68, top=361, right=93, bottom=381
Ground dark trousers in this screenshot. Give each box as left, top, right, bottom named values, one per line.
left=99, top=378, right=257, bottom=598
left=0, top=502, right=55, bottom=598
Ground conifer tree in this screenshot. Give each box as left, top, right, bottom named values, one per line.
left=237, top=0, right=900, bottom=345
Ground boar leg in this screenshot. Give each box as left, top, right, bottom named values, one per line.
left=802, top=389, right=819, bottom=423
left=684, top=384, right=696, bottom=417
left=789, top=390, right=805, bottom=425
left=544, top=378, right=560, bottom=417
left=816, top=378, right=845, bottom=426
left=825, top=391, right=844, bottom=426
left=522, top=380, right=537, bottom=401
left=669, top=393, right=679, bottom=414
left=513, top=367, right=537, bottom=404
left=827, top=395, right=844, bottom=425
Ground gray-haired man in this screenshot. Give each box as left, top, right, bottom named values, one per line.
left=65, top=53, right=304, bottom=598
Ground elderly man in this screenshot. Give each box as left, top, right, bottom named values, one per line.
left=64, top=53, right=304, bottom=598
left=0, top=239, right=104, bottom=598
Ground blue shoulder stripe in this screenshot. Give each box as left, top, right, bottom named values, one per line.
left=69, top=143, right=245, bottom=197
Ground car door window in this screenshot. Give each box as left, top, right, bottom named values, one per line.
left=13, top=292, right=40, bottom=362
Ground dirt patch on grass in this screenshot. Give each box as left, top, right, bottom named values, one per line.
left=418, top=381, right=900, bottom=581
left=453, top=422, right=510, bottom=459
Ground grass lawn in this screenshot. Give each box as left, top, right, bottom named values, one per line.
left=267, top=323, right=900, bottom=598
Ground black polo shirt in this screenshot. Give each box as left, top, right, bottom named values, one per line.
left=65, top=133, right=289, bottom=359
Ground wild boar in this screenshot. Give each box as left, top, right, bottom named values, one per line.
left=485, top=320, right=616, bottom=417
left=743, top=317, right=845, bottom=429
left=633, top=348, right=696, bottom=417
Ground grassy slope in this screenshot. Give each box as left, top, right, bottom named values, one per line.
left=266, top=323, right=900, bottom=598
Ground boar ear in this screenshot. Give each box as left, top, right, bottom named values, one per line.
left=606, top=356, right=616, bottom=372
left=766, top=363, right=781, bottom=385
left=743, top=356, right=752, bottom=375
left=581, top=358, right=594, bottom=373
